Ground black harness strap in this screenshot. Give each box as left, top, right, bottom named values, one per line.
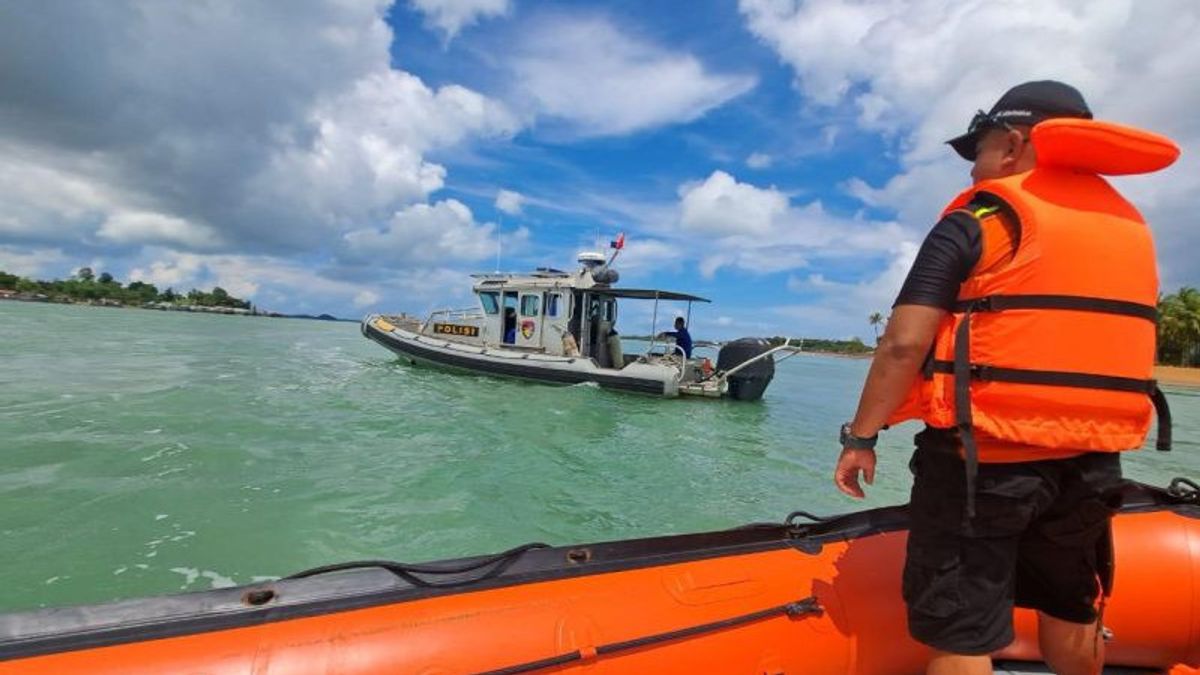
left=953, top=294, right=1157, bottom=322
left=928, top=361, right=1158, bottom=394
left=953, top=307, right=979, bottom=520
left=928, top=360, right=1172, bottom=452
left=1151, top=385, right=1173, bottom=452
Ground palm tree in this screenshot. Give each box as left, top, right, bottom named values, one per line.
left=868, top=312, right=884, bottom=345
left=1158, top=287, right=1200, bottom=366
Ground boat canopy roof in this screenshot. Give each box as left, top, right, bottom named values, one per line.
left=589, top=288, right=711, bottom=303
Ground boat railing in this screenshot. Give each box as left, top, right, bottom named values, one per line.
left=637, top=343, right=689, bottom=381
left=715, top=339, right=803, bottom=381
left=668, top=344, right=689, bottom=382
left=424, top=307, right=485, bottom=324
left=377, top=313, right=423, bottom=332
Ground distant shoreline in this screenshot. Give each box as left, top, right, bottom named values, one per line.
left=624, top=336, right=875, bottom=359
left=797, top=350, right=874, bottom=360
left=0, top=294, right=353, bottom=322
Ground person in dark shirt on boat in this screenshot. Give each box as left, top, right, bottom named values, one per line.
left=833, top=81, right=1176, bottom=675
left=659, top=317, right=693, bottom=358
left=503, top=307, right=517, bottom=344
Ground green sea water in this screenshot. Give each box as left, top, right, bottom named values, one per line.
left=1, top=301, right=1197, bottom=613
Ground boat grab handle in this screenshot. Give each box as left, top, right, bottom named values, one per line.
left=474, top=596, right=822, bottom=675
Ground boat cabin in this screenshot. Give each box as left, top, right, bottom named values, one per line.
left=413, top=252, right=709, bottom=368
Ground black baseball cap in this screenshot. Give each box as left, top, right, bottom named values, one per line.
left=947, top=80, right=1093, bottom=161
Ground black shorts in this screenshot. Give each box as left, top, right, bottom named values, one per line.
left=902, top=429, right=1123, bottom=655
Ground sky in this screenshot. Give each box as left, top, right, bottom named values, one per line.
left=1, top=0, right=1197, bottom=339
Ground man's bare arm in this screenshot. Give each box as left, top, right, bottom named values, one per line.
left=849, top=304, right=947, bottom=437
left=834, top=304, right=947, bottom=499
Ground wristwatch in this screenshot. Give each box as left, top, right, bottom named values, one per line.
left=839, top=423, right=878, bottom=450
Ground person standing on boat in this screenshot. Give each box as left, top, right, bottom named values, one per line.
left=503, top=307, right=517, bottom=344
left=659, top=317, right=693, bottom=358
left=833, top=81, right=1178, bottom=675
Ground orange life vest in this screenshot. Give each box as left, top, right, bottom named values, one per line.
left=888, top=118, right=1180, bottom=512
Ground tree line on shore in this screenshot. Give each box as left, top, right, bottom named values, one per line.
left=767, top=336, right=873, bottom=355
left=0, top=268, right=251, bottom=311
left=1159, top=287, right=1200, bottom=366
left=625, top=334, right=872, bottom=355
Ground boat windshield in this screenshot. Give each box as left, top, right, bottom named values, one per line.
left=479, top=292, right=499, bottom=314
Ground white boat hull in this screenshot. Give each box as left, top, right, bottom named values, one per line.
left=362, top=315, right=681, bottom=396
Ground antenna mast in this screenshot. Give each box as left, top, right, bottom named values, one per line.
left=495, top=217, right=502, bottom=273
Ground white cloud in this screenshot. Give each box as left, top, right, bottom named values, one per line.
left=789, top=241, right=918, bottom=310
left=342, top=199, right=500, bottom=265
left=354, top=289, right=381, bottom=307
left=97, top=211, right=222, bottom=249
left=612, top=238, right=683, bottom=277
left=129, top=254, right=207, bottom=290
left=0, top=246, right=69, bottom=278
left=329, top=70, right=517, bottom=156
left=842, top=159, right=966, bottom=232
left=495, top=189, right=524, bottom=215
left=745, top=152, right=772, bottom=169
left=679, top=170, right=788, bottom=236
left=772, top=241, right=917, bottom=339
left=0, top=2, right=517, bottom=260
left=249, top=69, right=517, bottom=248
left=677, top=170, right=911, bottom=278
left=509, top=15, right=757, bottom=136
left=410, top=0, right=510, bottom=40
left=739, top=0, right=1200, bottom=290
left=0, top=142, right=137, bottom=243
left=127, top=250, right=392, bottom=315
left=535, top=168, right=914, bottom=309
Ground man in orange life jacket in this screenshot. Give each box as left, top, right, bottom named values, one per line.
left=833, top=81, right=1178, bottom=674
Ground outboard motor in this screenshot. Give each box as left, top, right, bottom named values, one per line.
left=717, top=338, right=776, bottom=401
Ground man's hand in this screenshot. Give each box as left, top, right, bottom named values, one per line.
left=834, top=448, right=877, bottom=499
left=833, top=305, right=944, bottom=500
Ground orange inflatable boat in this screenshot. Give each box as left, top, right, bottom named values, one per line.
left=1, top=479, right=1198, bottom=674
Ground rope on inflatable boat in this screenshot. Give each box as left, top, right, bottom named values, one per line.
left=284, top=542, right=551, bottom=588
left=475, top=596, right=823, bottom=675
left=784, top=510, right=829, bottom=526
left=1167, top=477, right=1200, bottom=503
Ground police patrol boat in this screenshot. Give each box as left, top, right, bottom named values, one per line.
left=361, top=251, right=795, bottom=400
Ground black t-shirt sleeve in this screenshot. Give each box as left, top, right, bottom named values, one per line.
left=892, top=210, right=983, bottom=311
